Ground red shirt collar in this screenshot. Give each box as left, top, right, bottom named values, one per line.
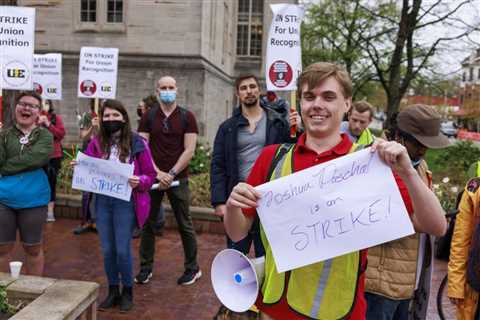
left=296, top=133, right=353, bottom=156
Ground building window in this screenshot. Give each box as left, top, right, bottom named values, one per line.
left=81, top=0, right=97, bottom=22
left=478, top=68, right=480, bottom=80
left=237, top=0, right=263, bottom=57
left=470, top=67, right=474, bottom=81
left=107, top=0, right=123, bottom=23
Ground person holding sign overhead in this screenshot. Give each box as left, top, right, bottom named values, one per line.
left=73, top=99, right=156, bottom=312
left=224, top=62, right=447, bottom=320
left=0, top=91, right=53, bottom=277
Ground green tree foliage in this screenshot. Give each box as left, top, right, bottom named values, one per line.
left=301, top=0, right=479, bottom=118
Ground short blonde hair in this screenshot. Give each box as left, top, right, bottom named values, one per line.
left=297, top=62, right=352, bottom=99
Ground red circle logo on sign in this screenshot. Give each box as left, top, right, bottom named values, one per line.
left=33, top=82, right=43, bottom=95
left=268, top=60, right=293, bottom=88
left=80, top=80, right=97, bottom=96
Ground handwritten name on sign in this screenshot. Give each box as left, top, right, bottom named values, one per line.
left=72, top=152, right=134, bottom=201
left=256, top=148, right=414, bottom=272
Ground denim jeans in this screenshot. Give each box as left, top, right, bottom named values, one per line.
left=365, top=292, right=410, bottom=320
left=95, top=194, right=136, bottom=287
left=227, top=216, right=265, bottom=257
left=139, top=178, right=198, bottom=272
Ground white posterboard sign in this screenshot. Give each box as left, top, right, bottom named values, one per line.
left=72, top=152, right=134, bottom=201
left=0, top=6, right=35, bottom=90
left=33, top=53, right=62, bottom=100
left=265, top=4, right=304, bottom=91
left=77, top=47, right=118, bottom=99
left=256, top=148, right=415, bottom=272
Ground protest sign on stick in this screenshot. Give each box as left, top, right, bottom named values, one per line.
left=256, top=148, right=415, bottom=272
left=265, top=4, right=304, bottom=138
left=72, top=152, right=134, bottom=201
left=33, top=53, right=62, bottom=100
left=0, top=6, right=36, bottom=122
left=77, top=47, right=119, bottom=100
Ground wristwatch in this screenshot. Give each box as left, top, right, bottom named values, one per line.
left=168, top=168, right=177, bottom=177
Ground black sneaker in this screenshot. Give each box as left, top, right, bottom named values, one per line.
left=134, top=269, right=152, bottom=284
left=73, top=224, right=96, bottom=235
left=177, top=269, right=202, bottom=286
left=132, top=227, right=141, bottom=239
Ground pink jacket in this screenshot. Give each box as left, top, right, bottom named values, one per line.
left=85, top=133, right=156, bottom=228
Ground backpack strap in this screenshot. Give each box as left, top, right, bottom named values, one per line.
left=147, top=104, right=159, bottom=132
left=177, top=106, right=189, bottom=133
left=147, top=104, right=189, bottom=133
left=266, top=143, right=294, bottom=181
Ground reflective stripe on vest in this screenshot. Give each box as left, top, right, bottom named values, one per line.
left=260, top=143, right=361, bottom=319
left=357, top=128, right=374, bottom=146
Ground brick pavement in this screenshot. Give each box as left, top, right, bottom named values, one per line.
left=40, top=219, right=225, bottom=320
left=12, top=219, right=456, bottom=319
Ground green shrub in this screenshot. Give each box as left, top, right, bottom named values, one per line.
left=189, top=141, right=211, bottom=175
left=189, top=173, right=211, bottom=207
left=433, top=140, right=480, bottom=183
left=0, top=286, right=17, bottom=316
left=426, top=140, right=480, bottom=212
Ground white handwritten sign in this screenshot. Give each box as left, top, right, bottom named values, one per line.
left=72, top=152, right=134, bottom=201
left=256, top=148, right=414, bottom=272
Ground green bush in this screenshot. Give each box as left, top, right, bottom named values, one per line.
left=433, top=140, right=480, bottom=183
left=189, top=173, right=211, bottom=207
left=426, top=140, right=480, bottom=212
left=189, top=141, right=211, bottom=175
left=0, top=286, right=17, bottom=316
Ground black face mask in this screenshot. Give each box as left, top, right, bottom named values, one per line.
left=137, top=109, right=143, bottom=117
left=102, top=120, right=124, bottom=135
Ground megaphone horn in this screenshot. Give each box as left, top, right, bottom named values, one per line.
left=211, top=249, right=265, bottom=313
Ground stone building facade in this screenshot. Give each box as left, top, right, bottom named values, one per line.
left=1, top=0, right=295, bottom=144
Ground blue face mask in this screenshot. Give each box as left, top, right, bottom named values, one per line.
left=159, top=91, right=176, bottom=104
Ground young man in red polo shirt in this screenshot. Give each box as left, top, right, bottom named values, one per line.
left=224, top=62, right=447, bottom=320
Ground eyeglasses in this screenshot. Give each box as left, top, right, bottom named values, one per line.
left=162, top=118, right=170, bottom=133
left=17, top=101, right=40, bottom=110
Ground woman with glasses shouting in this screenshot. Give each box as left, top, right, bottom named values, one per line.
left=0, top=91, right=53, bottom=276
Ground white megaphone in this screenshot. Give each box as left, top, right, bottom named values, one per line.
left=211, top=249, right=265, bottom=312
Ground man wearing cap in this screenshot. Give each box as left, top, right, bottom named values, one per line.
left=340, top=100, right=375, bottom=145
left=365, top=104, right=451, bottom=320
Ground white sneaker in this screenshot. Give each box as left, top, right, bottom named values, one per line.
left=46, top=212, right=55, bottom=222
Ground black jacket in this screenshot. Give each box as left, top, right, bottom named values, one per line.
left=210, top=105, right=293, bottom=207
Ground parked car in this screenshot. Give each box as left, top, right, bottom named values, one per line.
left=440, top=121, right=458, bottom=138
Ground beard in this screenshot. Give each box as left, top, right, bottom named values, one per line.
left=242, top=97, right=258, bottom=108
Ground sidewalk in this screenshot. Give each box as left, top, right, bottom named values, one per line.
left=12, top=218, right=452, bottom=319
left=40, top=219, right=223, bottom=320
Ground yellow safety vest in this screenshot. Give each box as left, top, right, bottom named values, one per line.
left=357, top=128, right=374, bottom=146
left=477, top=161, right=480, bottom=177
left=260, top=143, right=362, bottom=320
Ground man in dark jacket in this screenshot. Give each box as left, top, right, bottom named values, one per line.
left=210, top=74, right=296, bottom=318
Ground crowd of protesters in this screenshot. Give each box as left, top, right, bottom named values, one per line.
left=1, top=61, right=478, bottom=319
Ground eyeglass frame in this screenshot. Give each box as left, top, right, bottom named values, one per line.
left=17, top=101, right=41, bottom=110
